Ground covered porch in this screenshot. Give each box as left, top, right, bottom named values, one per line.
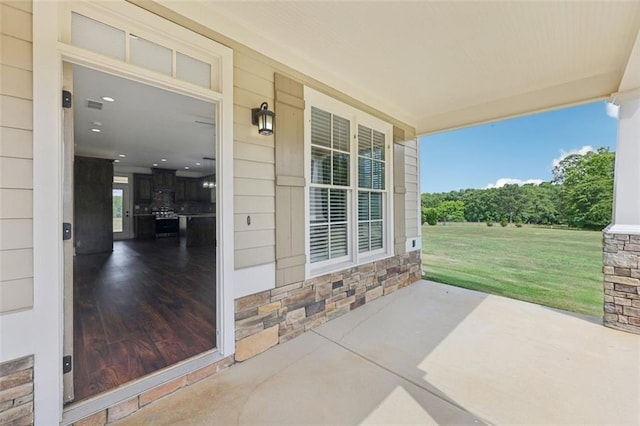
left=111, top=280, right=640, bottom=425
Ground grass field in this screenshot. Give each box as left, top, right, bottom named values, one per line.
left=422, top=222, right=603, bottom=317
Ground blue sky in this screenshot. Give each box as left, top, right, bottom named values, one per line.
left=419, top=101, right=618, bottom=194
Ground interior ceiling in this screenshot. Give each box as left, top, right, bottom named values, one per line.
left=192, top=1, right=640, bottom=135
left=73, top=64, right=216, bottom=175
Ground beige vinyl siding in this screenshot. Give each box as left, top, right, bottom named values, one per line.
left=233, top=51, right=276, bottom=268
left=403, top=139, right=420, bottom=238
left=393, top=142, right=407, bottom=254
left=0, top=1, right=33, bottom=313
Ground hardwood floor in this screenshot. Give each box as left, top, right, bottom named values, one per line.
left=73, top=238, right=216, bottom=402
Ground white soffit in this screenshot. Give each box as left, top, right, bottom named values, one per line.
left=171, top=1, right=640, bottom=135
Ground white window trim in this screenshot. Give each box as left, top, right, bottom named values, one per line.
left=304, top=87, right=394, bottom=278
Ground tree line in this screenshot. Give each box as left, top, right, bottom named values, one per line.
left=422, top=147, right=615, bottom=230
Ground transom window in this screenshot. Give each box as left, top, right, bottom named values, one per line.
left=305, top=89, right=393, bottom=275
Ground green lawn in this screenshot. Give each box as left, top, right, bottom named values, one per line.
left=422, top=222, right=603, bottom=317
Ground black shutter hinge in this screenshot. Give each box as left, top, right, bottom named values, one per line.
left=62, top=90, right=72, bottom=109
left=63, top=355, right=72, bottom=374
left=63, top=222, right=72, bottom=240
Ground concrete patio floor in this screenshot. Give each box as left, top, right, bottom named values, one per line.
left=115, top=280, right=640, bottom=425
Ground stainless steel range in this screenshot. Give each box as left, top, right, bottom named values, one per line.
left=154, top=210, right=179, bottom=237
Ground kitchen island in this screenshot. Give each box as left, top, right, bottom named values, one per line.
left=179, top=214, right=215, bottom=247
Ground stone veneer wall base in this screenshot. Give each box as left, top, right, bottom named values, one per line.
left=603, top=231, right=640, bottom=334
left=235, top=251, right=422, bottom=360
left=0, top=355, right=34, bottom=426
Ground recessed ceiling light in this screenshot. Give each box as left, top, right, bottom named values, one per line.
left=184, top=166, right=190, bottom=170
left=196, top=162, right=201, bottom=166
left=114, top=159, right=120, bottom=163
left=129, top=34, right=139, bottom=40
left=91, top=128, right=101, bottom=133
left=118, top=154, right=126, bottom=158
left=102, top=96, right=115, bottom=102
left=153, top=163, right=158, bottom=167
left=161, top=159, right=167, bottom=162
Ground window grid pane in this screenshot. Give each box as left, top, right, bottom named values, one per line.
left=310, top=187, right=328, bottom=224
left=370, top=192, right=382, bottom=220
left=358, top=124, right=385, bottom=191
left=373, top=160, right=385, bottom=190
left=358, top=191, right=369, bottom=221
left=311, top=107, right=331, bottom=148
left=370, top=221, right=383, bottom=250
left=130, top=36, right=172, bottom=76
left=358, top=157, right=372, bottom=189
left=332, top=152, right=350, bottom=187
left=330, top=223, right=348, bottom=258
left=358, top=223, right=370, bottom=253
left=329, top=190, right=347, bottom=223
left=358, top=124, right=372, bottom=157
left=176, top=52, right=212, bottom=89
left=372, top=130, right=385, bottom=161
left=71, top=13, right=126, bottom=60
left=333, top=115, right=350, bottom=152
left=310, top=225, right=329, bottom=262
left=358, top=190, right=385, bottom=253
left=311, top=147, right=331, bottom=184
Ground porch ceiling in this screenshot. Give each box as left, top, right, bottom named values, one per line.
left=189, top=1, right=640, bottom=135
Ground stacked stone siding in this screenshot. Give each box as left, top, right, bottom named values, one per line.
left=234, top=251, right=422, bottom=360
left=603, top=232, right=640, bottom=334
left=0, top=355, right=34, bottom=426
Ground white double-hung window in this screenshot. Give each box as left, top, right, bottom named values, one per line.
left=305, top=88, right=393, bottom=276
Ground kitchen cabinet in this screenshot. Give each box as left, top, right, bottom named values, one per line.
left=182, top=215, right=215, bottom=247
left=174, top=178, right=186, bottom=202
left=134, top=174, right=153, bottom=202
left=134, top=215, right=155, bottom=239
left=176, top=177, right=212, bottom=203
left=186, top=179, right=200, bottom=201
left=152, top=169, right=175, bottom=188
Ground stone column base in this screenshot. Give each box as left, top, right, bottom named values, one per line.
left=603, top=231, right=640, bottom=334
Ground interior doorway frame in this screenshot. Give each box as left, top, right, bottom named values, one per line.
left=112, top=179, right=132, bottom=240
left=32, top=1, right=235, bottom=423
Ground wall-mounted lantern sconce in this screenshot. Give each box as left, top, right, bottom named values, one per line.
left=251, top=102, right=275, bottom=136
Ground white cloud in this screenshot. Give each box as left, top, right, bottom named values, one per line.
left=485, top=178, right=544, bottom=189
left=606, top=102, right=619, bottom=119
left=552, top=145, right=595, bottom=169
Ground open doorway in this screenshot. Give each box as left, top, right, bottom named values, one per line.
left=67, top=64, right=218, bottom=402
left=112, top=176, right=132, bottom=240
